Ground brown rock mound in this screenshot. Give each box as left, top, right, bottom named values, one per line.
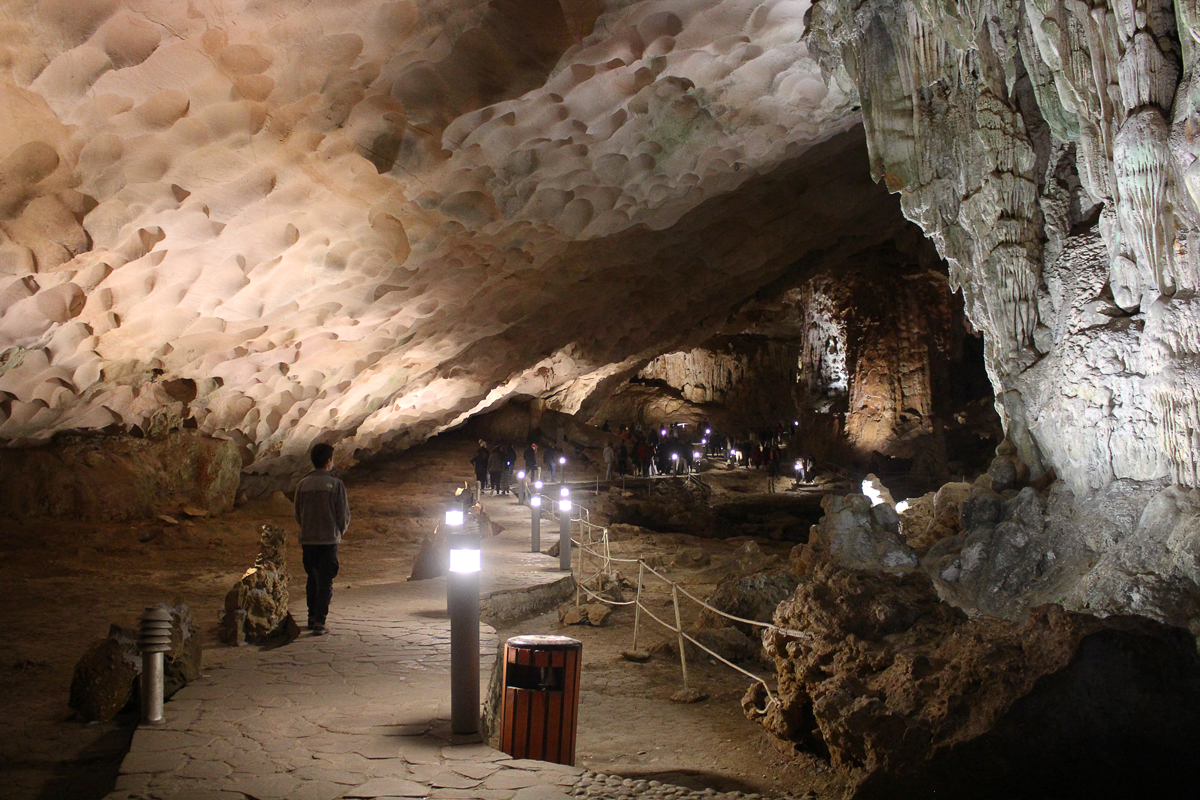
left=744, top=564, right=1200, bottom=798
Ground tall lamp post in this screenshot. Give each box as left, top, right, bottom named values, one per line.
left=530, top=480, right=543, bottom=552
left=558, top=487, right=572, bottom=571
left=445, top=505, right=481, bottom=737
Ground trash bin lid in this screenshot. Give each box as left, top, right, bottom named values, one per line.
left=506, top=634, right=582, bottom=650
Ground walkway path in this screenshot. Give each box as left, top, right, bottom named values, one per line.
left=104, top=490, right=787, bottom=800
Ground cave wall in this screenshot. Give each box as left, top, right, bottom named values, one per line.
left=807, top=0, right=1200, bottom=497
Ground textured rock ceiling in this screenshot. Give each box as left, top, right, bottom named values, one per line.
left=0, top=0, right=920, bottom=481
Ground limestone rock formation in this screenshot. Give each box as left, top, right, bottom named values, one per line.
left=744, top=565, right=1200, bottom=798
left=592, top=256, right=1001, bottom=475
left=0, top=429, right=238, bottom=520
left=896, top=481, right=971, bottom=552
left=218, top=523, right=292, bottom=644
left=804, top=0, right=1200, bottom=493
left=794, top=493, right=918, bottom=574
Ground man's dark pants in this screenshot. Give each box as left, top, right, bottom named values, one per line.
left=302, top=544, right=339, bottom=625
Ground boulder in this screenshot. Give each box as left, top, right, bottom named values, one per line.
left=69, top=626, right=139, bottom=722
left=559, top=603, right=611, bottom=626
left=744, top=564, right=1200, bottom=798
left=218, top=524, right=291, bottom=644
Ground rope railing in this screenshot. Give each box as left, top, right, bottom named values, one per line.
left=561, top=507, right=810, bottom=706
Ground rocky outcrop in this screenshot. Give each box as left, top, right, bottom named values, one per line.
left=744, top=564, right=1200, bottom=798
left=0, top=430, right=239, bottom=520
left=217, top=524, right=293, bottom=645
left=794, top=493, right=917, bottom=575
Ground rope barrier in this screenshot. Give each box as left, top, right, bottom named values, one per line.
left=552, top=504, right=801, bottom=707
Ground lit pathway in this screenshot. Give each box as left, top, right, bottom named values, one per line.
left=104, top=491, right=784, bottom=800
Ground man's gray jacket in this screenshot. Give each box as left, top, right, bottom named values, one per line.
left=294, top=469, right=350, bottom=544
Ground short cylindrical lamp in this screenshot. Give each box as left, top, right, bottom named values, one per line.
left=446, top=507, right=481, bottom=737
left=137, top=606, right=173, bottom=725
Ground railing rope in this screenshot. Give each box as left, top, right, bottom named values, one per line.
left=554, top=501, right=799, bottom=707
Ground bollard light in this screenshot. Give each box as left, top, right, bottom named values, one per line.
left=660, top=428, right=667, bottom=437
left=534, top=480, right=543, bottom=491
left=693, top=451, right=701, bottom=460
left=559, top=455, right=566, bottom=464
left=558, top=491, right=572, bottom=571
left=446, top=503, right=481, bottom=738
left=705, top=427, right=711, bottom=435
left=449, top=544, right=481, bottom=573
left=671, top=453, right=678, bottom=460
left=138, top=606, right=173, bottom=725
left=560, top=486, right=570, bottom=498
left=530, top=494, right=542, bottom=552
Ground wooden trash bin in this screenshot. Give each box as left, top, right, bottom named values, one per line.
left=499, top=635, right=582, bottom=765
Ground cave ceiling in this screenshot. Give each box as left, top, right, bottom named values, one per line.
left=0, top=0, right=924, bottom=479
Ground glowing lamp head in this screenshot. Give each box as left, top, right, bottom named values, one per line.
left=448, top=548, right=481, bottom=573
left=517, top=470, right=526, bottom=480
left=671, top=452, right=679, bottom=461
left=705, top=428, right=711, bottom=435
left=530, top=495, right=542, bottom=508
left=559, top=456, right=566, bottom=464
left=701, top=437, right=707, bottom=444
left=693, top=451, right=701, bottom=460
left=558, top=499, right=572, bottom=512
left=559, top=486, right=570, bottom=498
left=445, top=508, right=464, bottom=527
left=660, top=429, right=667, bottom=437
left=534, top=480, right=543, bottom=490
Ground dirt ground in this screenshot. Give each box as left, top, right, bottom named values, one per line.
left=0, top=431, right=836, bottom=800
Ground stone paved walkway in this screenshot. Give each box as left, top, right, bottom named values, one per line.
left=105, top=491, right=790, bottom=800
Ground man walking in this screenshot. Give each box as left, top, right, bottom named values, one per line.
left=294, top=443, right=350, bottom=635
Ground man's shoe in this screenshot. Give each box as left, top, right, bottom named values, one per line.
left=306, top=619, right=315, bottom=630
left=312, top=624, right=327, bottom=636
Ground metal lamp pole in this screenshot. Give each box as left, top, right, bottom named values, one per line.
left=558, top=488, right=572, bottom=571
left=530, top=480, right=543, bottom=552
left=446, top=506, right=481, bottom=737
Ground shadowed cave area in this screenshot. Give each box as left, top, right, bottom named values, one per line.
left=4, top=1, right=1200, bottom=799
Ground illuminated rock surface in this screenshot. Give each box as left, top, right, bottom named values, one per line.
left=0, top=0, right=879, bottom=486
